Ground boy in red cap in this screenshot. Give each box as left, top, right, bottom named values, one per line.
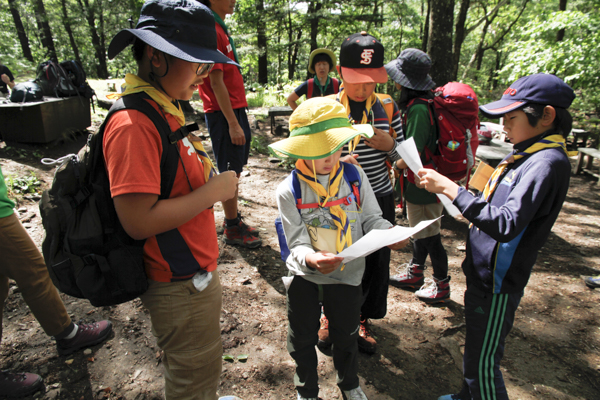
left=417, top=73, right=576, bottom=400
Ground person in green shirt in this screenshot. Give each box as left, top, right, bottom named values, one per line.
left=0, top=166, right=112, bottom=397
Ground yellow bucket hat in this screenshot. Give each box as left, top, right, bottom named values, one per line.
left=268, top=97, right=373, bottom=160
left=308, top=48, right=337, bottom=74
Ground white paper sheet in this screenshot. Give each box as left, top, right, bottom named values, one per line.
left=395, top=138, right=461, bottom=217
left=336, top=218, right=440, bottom=264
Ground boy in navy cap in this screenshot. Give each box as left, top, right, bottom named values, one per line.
left=417, top=73, right=576, bottom=400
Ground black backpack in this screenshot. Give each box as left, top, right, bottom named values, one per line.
left=35, top=60, right=78, bottom=97
left=9, top=81, right=43, bottom=103
left=39, top=93, right=197, bottom=306
left=60, top=60, right=96, bottom=100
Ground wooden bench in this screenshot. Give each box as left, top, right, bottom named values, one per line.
left=475, top=138, right=514, bottom=168
left=573, top=147, right=600, bottom=186
left=268, top=106, right=293, bottom=136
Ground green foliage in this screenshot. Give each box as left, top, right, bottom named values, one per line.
left=246, top=82, right=297, bottom=108
left=250, top=134, right=270, bottom=156
left=4, top=172, right=42, bottom=196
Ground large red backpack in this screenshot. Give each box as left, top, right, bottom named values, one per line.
left=405, top=82, right=480, bottom=185
left=307, top=78, right=340, bottom=98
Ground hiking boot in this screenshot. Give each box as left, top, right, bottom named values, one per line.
left=357, top=319, right=376, bottom=354
left=0, top=371, right=44, bottom=398
left=223, top=213, right=259, bottom=237
left=224, top=218, right=262, bottom=249
left=390, top=262, right=425, bottom=289
left=584, top=275, right=600, bottom=288
left=341, top=386, right=368, bottom=400
left=415, top=276, right=451, bottom=304
left=56, top=320, right=113, bottom=356
left=297, top=392, right=318, bottom=400
left=317, top=314, right=332, bottom=351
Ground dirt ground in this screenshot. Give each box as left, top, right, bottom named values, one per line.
left=0, top=105, right=599, bottom=400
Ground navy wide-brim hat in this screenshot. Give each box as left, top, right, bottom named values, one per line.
left=385, top=48, right=435, bottom=91
left=108, top=0, right=236, bottom=66
left=480, top=73, right=575, bottom=118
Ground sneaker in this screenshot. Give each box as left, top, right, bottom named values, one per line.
left=342, top=386, right=368, bottom=400
left=0, top=371, right=44, bottom=398
left=223, top=213, right=259, bottom=237
left=390, top=262, right=425, bottom=289
left=357, top=318, right=376, bottom=354
left=584, top=275, right=600, bottom=288
left=224, top=218, right=262, bottom=249
left=56, top=320, right=113, bottom=356
left=415, top=276, right=451, bottom=304
left=297, top=392, right=318, bottom=400
left=437, top=395, right=461, bottom=400
left=317, top=313, right=332, bottom=351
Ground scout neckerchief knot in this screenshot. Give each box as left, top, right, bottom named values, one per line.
left=212, top=11, right=240, bottom=66
left=295, top=159, right=352, bottom=254
left=314, top=76, right=331, bottom=97
left=482, top=134, right=576, bottom=201
left=338, top=87, right=378, bottom=153
left=108, top=74, right=216, bottom=182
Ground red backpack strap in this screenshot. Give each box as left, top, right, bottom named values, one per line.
left=332, top=78, right=339, bottom=94
left=307, top=78, right=314, bottom=98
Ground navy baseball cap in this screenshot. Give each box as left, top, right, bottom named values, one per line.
left=339, top=32, right=387, bottom=84
left=108, top=0, right=236, bottom=66
left=480, top=73, right=575, bottom=118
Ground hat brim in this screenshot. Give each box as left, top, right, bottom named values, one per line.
left=269, top=124, right=373, bottom=160
left=384, top=61, right=435, bottom=91
left=340, top=66, right=388, bottom=84
left=308, top=49, right=337, bottom=74
left=479, top=99, right=526, bottom=118
left=108, top=29, right=238, bottom=66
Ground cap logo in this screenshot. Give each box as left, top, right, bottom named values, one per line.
left=360, top=49, right=375, bottom=65
left=503, top=88, right=517, bottom=96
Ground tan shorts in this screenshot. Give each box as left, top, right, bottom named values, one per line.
left=406, top=201, right=443, bottom=239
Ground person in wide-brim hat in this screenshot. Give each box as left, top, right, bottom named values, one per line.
left=307, top=48, right=337, bottom=74
left=287, top=49, right=340, bottom=110
left=384, top=48, right=435, bottom=91
left=270, top=97, right=373, bottom=160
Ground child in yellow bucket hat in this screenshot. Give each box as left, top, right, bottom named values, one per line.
left=269, top=97, right=408, bottom=400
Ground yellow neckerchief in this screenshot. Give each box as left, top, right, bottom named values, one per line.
left=107, top=74, right=216, bottom=182
left=338, top=87, right=378, bottom=153
left=295, top=159, right=352, bottom=254
left=482, top=134, right=576, bottom=201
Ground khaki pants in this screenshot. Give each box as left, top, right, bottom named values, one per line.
left=406, top=201, right=443, bottom=239
left=141, top=271, right=223, bottom=400
left=0, top=213, right=71, bottom=341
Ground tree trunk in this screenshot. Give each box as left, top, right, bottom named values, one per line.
left=556, top=0, right=567, bottom=41
left=289, top=30, right=301, bottom=81
left=422, top=0, right=430, bottom=51
left=7, top=0, right=33, bottom=62
left=60, top=0, right=82, bottom=65
left=452, top=0, right=470, bottom=81
left=427, top=0, right=455, bottom=87
left=256, top=0, right=268, bottom=84
left=77, top=0, right=109, bottom=78
left=31, top=0, right=57, bottom=61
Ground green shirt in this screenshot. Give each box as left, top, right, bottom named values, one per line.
left=0, top=166, right=15, bottom=218
left=403, top=103, right=438, bottom=205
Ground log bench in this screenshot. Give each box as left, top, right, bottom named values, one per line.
left=268, top=106, right=293, bottom=136
left=573, top=147, right=600, bottom=186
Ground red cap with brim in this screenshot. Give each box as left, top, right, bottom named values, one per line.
left=340, top=66, right=388, bottom=84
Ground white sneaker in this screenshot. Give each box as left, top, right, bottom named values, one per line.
left=297, top=392, right=318, bottom=400
left=342, top=386, right=368, bottom=400
left=218, top=397, right=242, bottom=400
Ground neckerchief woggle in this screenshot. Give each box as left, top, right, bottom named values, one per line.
left=107, top=74, right=216, bottom=182
left=313, top=76, right=331, bottom=97
left=295, top=159, right=352, bottom=254
left=482, top=133, right=577, bottom=201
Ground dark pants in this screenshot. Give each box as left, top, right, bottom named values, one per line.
left=361, top=192, right=394, bottom=320
left=287, top=276, right=362, bottom=398
left=204, top=108, right=251, bottom=174
left=456, top=284, right=523, bottom=400
left=412, top=233, right=449, bottom=280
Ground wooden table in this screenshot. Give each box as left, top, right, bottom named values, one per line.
left=573, top=147, right=600, bottom=186
left=475, top=138, right=513, bottom=167
left=0, top=96, right=91, bottom=143
left=268, top=106, right=293, bottom=136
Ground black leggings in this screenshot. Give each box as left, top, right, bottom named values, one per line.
left=411, top=233, right=448, bottom=280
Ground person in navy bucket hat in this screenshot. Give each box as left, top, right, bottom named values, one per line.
left=415, top=73, right=576, bottom=400
left=384, top=48, right=436, bottom=91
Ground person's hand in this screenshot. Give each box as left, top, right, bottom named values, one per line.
left=229, top=122, right=246, bottom=146
left=305, top=251, right=343, bottom=275
left=417, top=168, right=459, bottom=200
left=340, top=154, right=359, bottom=166
left=364, top=128, right=395, bottom=152
left=388, top=238, right=410, bottom=250
left=207, top=170, right=238, bottom=203
left=1, top=74, right=9, bottom=84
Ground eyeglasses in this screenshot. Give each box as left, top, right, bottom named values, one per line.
left=196, top=63, right=215, bottom=76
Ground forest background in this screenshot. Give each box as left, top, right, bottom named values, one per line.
left=1, top=0, right=599, bottom=132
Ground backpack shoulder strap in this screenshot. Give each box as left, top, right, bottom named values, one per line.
left=332, top=78, right=339, bottom=93
left=341, top=162, right=362, bottom=207
left=307, top=79, right=314, bottom=98
left=375, top=93, right=397, bottom=139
